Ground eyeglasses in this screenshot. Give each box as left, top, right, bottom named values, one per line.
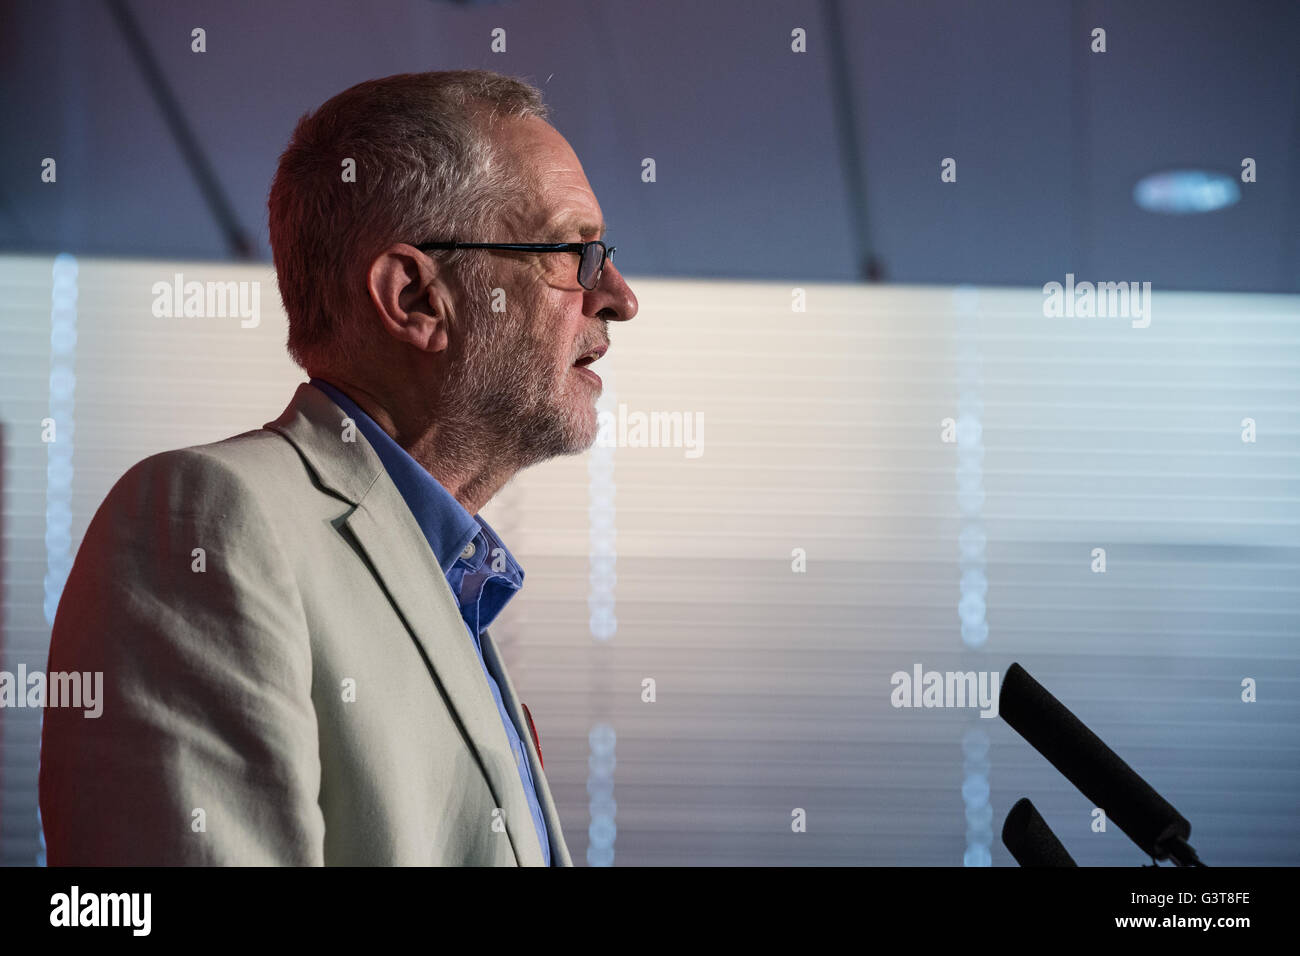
left=415, top=239, right=616, bottom=291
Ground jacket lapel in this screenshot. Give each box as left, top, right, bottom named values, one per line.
left=480, top=628, right=574, bottom=866
left=265, top=382, right=546, bottom=866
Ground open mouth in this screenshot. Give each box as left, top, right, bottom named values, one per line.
left=572, top=343, right=607, bottom=386
left=573, top=343, right=608, bottom=368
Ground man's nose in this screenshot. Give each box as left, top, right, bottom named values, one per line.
left=591, top=261, right=637, bottom=321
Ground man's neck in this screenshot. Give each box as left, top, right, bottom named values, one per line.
left=318, top=375, right=517, bottom=516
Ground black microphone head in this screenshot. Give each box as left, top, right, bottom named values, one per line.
left=999, top=662, right=1190, bottom=859
left=1002, top=797, right=1077, bottom=866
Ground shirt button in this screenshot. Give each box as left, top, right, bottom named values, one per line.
left=460, top=541, right=476, bottom=560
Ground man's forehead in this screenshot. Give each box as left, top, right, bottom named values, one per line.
left=495, top=118, right=605, bottom=239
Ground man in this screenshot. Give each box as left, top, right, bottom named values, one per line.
left=38, top=70, right=638, bottom=865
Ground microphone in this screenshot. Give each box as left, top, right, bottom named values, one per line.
left=999, top=662, right=1198, bottom=864
left=1002, top=797, right=1077, bottom=866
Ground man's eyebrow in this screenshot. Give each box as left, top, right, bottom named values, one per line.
left=543, top=217, right=606, bottom=240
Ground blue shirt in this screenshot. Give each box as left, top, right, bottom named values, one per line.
left=310, top=378, right=551, bottom=865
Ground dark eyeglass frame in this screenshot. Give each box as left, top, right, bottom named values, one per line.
left=414, top=239, right=616, bottom=291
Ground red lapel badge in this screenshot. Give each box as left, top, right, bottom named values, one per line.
left=521, top=702, right=543, bottom=770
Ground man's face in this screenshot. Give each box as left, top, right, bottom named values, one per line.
left=445, top=116, right=638, bottom=466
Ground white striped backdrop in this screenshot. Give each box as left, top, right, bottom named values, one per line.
left=1, top=255, right=1296, bottom=865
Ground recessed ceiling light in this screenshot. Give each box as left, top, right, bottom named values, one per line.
left=1133, top=169, right=1240, bottom=214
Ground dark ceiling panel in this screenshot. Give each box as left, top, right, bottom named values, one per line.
left=0, top=0, right=1295, bottom=291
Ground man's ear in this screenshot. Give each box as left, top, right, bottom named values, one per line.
left=366, top=243, right=453, bottom=354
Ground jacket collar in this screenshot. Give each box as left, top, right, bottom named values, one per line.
left=263, top=381, right=385, bottom=505
left=264, top=382, right=562, bottom=866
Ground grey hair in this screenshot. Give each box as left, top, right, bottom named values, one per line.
left=267, top=70, right=551, bottom=373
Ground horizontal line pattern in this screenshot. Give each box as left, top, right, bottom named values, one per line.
left=1, top=258, right=1297, bottom=865
left=491, top=280, right=1300, bottom=865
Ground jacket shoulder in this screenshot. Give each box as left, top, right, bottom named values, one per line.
left=103, top=427, right=306, bottom=519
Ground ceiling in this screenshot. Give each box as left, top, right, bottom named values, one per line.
left=1, top=0, right=1297, bottom=292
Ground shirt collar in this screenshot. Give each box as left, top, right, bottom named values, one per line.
left=309, top=378, right=522, bottom=581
